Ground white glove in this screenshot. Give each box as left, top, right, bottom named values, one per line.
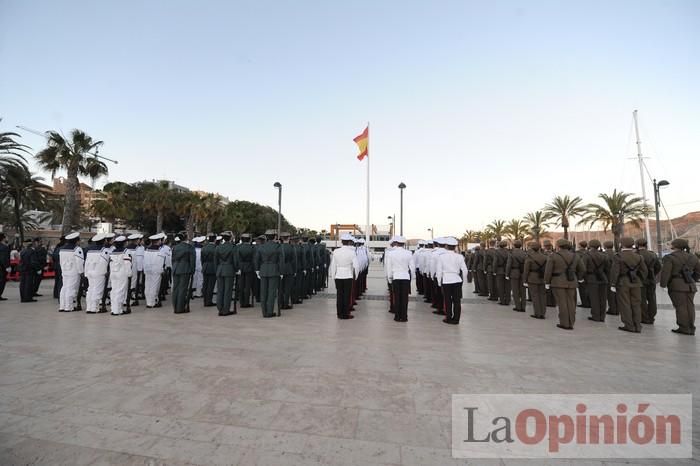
left=5, top=267, right=10, bottom=273
left=316, top=266, right=319, bottom=270
left=255, top=271, right=260, bottom=279
left=236, top=270, right=241, bottom=275
left=545, top=284, right=551, bottom=290
left=388, top=279, right=393, bottom=284
left=523, top=283, right=529, bottom=288
left=37, top=270, right=42, bottom=275
left=577, top=279, right=584, bottom=283
left=280, top=275, right=283, bottom=279
left=303, top=270, right=307, bottom=275
left=493, top=273, right=497, bottom=276
left=610, top=286, right=616, bottom=293
left=505, top=276, right=510, bottom=280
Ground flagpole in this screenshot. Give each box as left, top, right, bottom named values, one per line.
left=366, top=122, right=370, bottom=247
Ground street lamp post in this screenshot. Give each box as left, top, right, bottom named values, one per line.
left=653, top=179, right=670, bottom=255
left=398, top=182, right=406, bottom=236
left=273, top=182, right=282, bottom=239
left=427, top=228, right=433, bottom=240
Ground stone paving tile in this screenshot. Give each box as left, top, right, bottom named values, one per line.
left=0, top=268, right=698, bottom=465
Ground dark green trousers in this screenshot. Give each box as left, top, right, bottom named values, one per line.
left=202, top=273, right=216, bottom=306
left=172, top=273, right=190, bottom=313
left=640, top=284, right=658, bottom=323
left=260, top=276, right=280, bottom=317
left=217, top=275, right=234, bottom=314
left=587, top=282, right=607, bottom=321
left=279, top=274, right=294, bottom=308
left=669, top=290, right=696, bottom=334
left=617, top=286, right=642, bottom=332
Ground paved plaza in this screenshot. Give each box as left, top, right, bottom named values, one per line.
left=0, top=264, right=698, bottom=465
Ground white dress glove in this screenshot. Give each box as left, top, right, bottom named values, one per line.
left=256, top=271, right=260, bottom=279
left=610, top=286, right=616, bottom=293
left=545, top=284, right=551, bottom=290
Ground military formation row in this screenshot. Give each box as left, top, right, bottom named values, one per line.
left=11, top=230, right=371, bottom=318
left=462, top=237, right=699, bottom=335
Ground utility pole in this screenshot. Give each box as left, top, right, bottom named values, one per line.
left=633, top=110, right=652, bottom=245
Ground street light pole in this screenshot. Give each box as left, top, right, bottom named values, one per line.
left=274, top=182, right=282, bottom=239
left=653, top=179, right=670, bottom=255
left=427, top=228, right=433, bottom=240
left=398, top=182, right=406, bottom=236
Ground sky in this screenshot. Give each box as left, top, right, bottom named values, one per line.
left=1, top=0, right=698, bottom=239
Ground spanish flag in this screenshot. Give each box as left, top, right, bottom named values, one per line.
left=353, top=125, right=369, bottom=161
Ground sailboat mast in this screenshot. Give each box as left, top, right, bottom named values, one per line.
left=633, top=110, right=653, bottom=244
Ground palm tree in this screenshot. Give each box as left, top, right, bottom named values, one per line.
left=504, top=219, right=528, bottom=241
left=583, top=189, right=650, bottom=251
left=141, top=181, right=174, bottom=232
left=0, top=162, right=53, bottom=243
left=543, top=195, right=585, bottom=240
left=92, top=181, right=132, bottom=224
left=34, top=129, right=107, bottom=234
left=195, top=193, right=225, bottom=234
left=485, top=219, right=506, bottom=241
left=523, top=210, right=553, bottom=242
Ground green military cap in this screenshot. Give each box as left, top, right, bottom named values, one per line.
left=543, top=239, right=552, bottom=246
left=578, top=240, right=588, bottom=248
left=620, top=237, right=635, bottom=248
left=479, top=242, right=486, bottom=247
left=603, top=240, right=614, bottom=248
left=498, top=240, right=508, bottom=248
left=671, top=238, right=688, bottom=249
left=556, top=238, right=570, bottom=249
left=588, top=239, right=601, bottom=248
left=635, top=238, right=647, bottom=247
left=528, top=241, right=540, bottom=250
left=513, top=239, right=522, bottom=248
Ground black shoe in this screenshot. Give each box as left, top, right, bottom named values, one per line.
left=33, top=294, right=42, bottom=297
left=219, top=312, right=233, bottom=316
left=154, top=302, right=162, bottom=308
left=606, top=311, right=618, bottom=315
left=556, top=324, right=569, bottom=330
left=123, top=309, right=131, bottom=314
left=530, top=315, right=539, bottom=319
left=345, top=314, right=354, bottom=319
left=21, top=299, right=38, bottom=303
left=587, top=317, right=597, bottom=321
left=388, top=310, right=395, bottom=313
left=0, top=297, right=6, bottom=301
left=641, top=320, right=654, bottom=325
left=618, top=326, right=634, bottom=333
left=442, top=318, right=453, bottom=324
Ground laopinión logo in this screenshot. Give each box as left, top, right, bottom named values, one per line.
left=452, top=394, right=692, bottom=459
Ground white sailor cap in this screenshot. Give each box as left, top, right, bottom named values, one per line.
left=148, top=233, right=165, bottom=240
left=340, top=233, right=354, bottom=241
left=418, top=240, right=426, bottom=245
left=389, top=236, right=399, bottom=243
left=394, top=235, right=406, bottom=244
left=65, top=232, right=80, bottom=240
left=91, top=233, right=105, bottom=242
left=193, top=236, right=205, bottom=243
left=127, top=233, right=141, bottom=240
left=358, top=238, right=365, bottom=244
left=444, top=237, right=458, bottom=246
left=103, top=232, right=115, bottom=239
left=174, top=236, right=181, bottom=242
left=435, top=237, right=446, bottom=245
left=114, top=235, right=127, bottom=242
left=216, top=235, right=222, bottom=241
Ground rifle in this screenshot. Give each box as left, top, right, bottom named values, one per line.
left=75, top=274, right=86, bottom=311
left=125, top=276, right=132, bottom=314
left=185, top=272, right=194, bottom=312
left=232, top=274, right=238, bottom=314
left=100, top=267, right=110, bottom=312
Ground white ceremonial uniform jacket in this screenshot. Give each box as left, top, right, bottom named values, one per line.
left=429, top=248, right=447, bottom=278
left=144, top=247, right=166, bottom=274
left=109, top=249, right=133, bottom=278
left=59, top=245, right=85, bottom=276
left=84, top=247, right=110, bottom=277
left=161, top=244, right=172, bottom=269
left=330, top=245, right=359, bottom=280
left=134, top=245, right=145, bottom=272
left=436, top=250, right=469, bottom=285
left=385, top=247, right=415, bottom=281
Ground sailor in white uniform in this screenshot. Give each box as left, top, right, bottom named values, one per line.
left=329, top=233, right=360, bottom=319
left=109, top=236, right=133, bottom=315
left=192, top=236, right=205, bottom=298
left=59, top=232, right=84, bottom=312
left=436, top=236, right=468, bottom=324
left=384, top=236, right=415, bottom=322
left=84, top=233, right=110, bottom=313
left=144, top=233, right=166, bottom=308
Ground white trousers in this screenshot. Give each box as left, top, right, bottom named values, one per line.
left=144, top=272, right=161, bottom=306
left=60, top=274, right=81, bottom=311
left=86, top=274, right=106, bottom=313
left=193, top=270, right=203, bottom=297
left=110, top=274, right=130, bottom=314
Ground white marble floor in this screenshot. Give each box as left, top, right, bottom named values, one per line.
left=0, top=266, right=698, bottom=465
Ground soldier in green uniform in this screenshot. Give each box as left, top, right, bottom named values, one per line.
left=542, top=239, right=557, bottom=307
left=292, top=236, right=306, bottom=304
left=303, top=236, right=315, bottom=298
left=584, top=239, right=609, bottom=322
left=506, top=239, right=526, bottom=312
left=215, top=231, right=237, bottom=316
left=523, top=242, right=547, bottom=319
left=494, top=240, right=510, bottom=306
left=660, top=238, right=700, bottom=335
left=316, top=237, right=328, bottom=291
left=603, top=240, right=618, bottom=315
left=636, top=238, right=662, bottom=324
left=576, top=240, right=590, bottom=308
left=544, top=238, right=585, bottom=330
left=483, top=240, right=498, bottom=301
left=236, top=233, right=255, bottom=308
left=201, top=234, right=218, bottom=307
left=473, top=243, right=488, bottom=297
left=278, top=232, right=297, bottom=310
left=255, top=230, right=284, bottom=318
left=609, top=237, right=648, bottom=333
left=171, top=234, right=195, bottom=314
